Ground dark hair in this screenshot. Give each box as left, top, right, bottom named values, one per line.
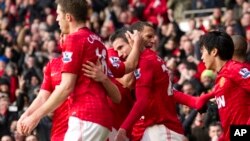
left=129, top=21, right=154, bottom=32
left=56, top=0, right=89, bottom=22
left=199, top=31, right=234, bottom=61
left=231, top=35, right=247, bottom=57
left=208, top=121, right=222, bottom=130
left=109, top=27, right=129, bottom=43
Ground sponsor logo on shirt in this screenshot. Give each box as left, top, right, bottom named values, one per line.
left=109, top=56, right=121, bottom=68
left=134, top=68, right=141, bottom=79
left=216, top=95, right=226, bottom=109
left=239, top=68, right=250, bottom=79
left=62, top=51, right=73, bottom=63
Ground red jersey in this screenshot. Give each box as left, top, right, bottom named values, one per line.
left=107, top=48, right=125, bottom=78
left=41, top=57, right=69, bottom=141
left=108, top=79, right=134, bottom=130
left=61, top=27, right=112, bottom=129
left=121, top=49, right=184, bottom=140
left=107, top=48, right=134, bottom=132
left=212, top=60, right=250, bottom=141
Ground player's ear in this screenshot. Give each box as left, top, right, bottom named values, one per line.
left=65, top=13, right=73, bottom=22
left=211, top=48, right=218, bottom=57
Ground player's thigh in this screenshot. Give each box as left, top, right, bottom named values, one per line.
left=141, top=124, right=186, bottom=141
left=64, top=116, right=82, bottom=141
left=81, top=120, right=110, bottom=141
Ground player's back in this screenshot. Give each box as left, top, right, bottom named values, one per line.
left=61, top=27, right=112, bottom=129
left=136, top=49, right=184, bottom=134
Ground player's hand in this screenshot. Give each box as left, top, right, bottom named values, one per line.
left=82, top=60, right=107, bottom=82
left=20, top=115, right=40, bottom=135
left=17, top=114, right=28, bottom=135
left=115, top=128, right=128, bottom=141
left=125, top=30, right=143, bottom=51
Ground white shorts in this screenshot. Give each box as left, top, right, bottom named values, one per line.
left=108, top=127, right=129, bottom=141
left=141, top=124, right=187, bottom=141
left=64, top=116, right=110, bottom=141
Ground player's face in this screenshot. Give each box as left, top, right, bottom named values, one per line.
left=56, top=5, right=70, bottom=34
left=141, top=26, right=157, bottom=48
left=112, top=38, right=131, bottom=60
left=201, top=46, right=215, bottom=70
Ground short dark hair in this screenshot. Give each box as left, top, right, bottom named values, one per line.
left=231, top=35, right=247, bottom=57
left=208, top=121, right=222, bottom=130
left=129, top=21, right=154, bottom=32
left=56, top=0, right=88, bottom=22
left=199, top=31, right=234, bottom=61
left=109, top=27, right=129, bottom=43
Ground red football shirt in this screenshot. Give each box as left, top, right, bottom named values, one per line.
left=107, top=48, right=125, bottom=78
left=212, top=60, right=250, bottom=141
left=41, top=57, right=69, bottom=141
left=107, top=78, right=134, bottom=130
left=61, top=27, right=112, bottom=129
left=121, top=49, right=184, bottom=140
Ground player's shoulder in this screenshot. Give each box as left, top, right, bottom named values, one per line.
left=67, top=27, right=95, bottom=41
left=221, top=60, right=250, bottom=80
left=140, top=49, right=161, bottom=64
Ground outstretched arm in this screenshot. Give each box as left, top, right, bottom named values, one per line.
left=173, top=90, right=214, bottom=110
left=83, top=60, right=121, bottom=103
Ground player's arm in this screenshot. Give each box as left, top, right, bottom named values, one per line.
left=21, top=61, right=53, bottom=117
left=21, top=73, right=76, bottom=135
left=116, top=61, right=153, bottom=140
left=20, top=90, right=50, bottom=118
left=116, top=72, right=135, bottom=89
left=116, top=85, right=150, bottom=141
left=83, top=60, right=121, bottom=103
left=17, top=89, right=50, bottom=134
left=173, top=90, right=214, bottom=110
left=109, top=30, right=143, bottom=78
left=174, top=90, right=214, bottom=109
left=123, top=30, right=143, bottom=74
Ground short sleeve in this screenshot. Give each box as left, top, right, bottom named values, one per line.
left=135, top=60, right=153, bottom=87
left=107, top=48, right=125, bottom=78
left=61, top=35, right=84, bottom=74
left=41, top=62, right=53, bottom=92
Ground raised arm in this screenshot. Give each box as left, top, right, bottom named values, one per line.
left=123, top=30, right=143, bottom=73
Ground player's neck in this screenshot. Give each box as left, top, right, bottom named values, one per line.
left=232, top=56, right=246, bottom=63
left=69, top=22, right=86, bottom=34
left=215, top=58, right=227, bottom=73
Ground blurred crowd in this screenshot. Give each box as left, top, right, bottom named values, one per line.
left=0, top=0, right=250, bottom=141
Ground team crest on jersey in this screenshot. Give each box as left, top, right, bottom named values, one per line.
left=134, top=68, right=141, bottom=79
left=239, top=68, right=250, bottom=79
left=109, top=57, right=121, bottom=68
left=219, top=77, right=225, bottom=87
left=62, top=51, right=73, bottom=63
